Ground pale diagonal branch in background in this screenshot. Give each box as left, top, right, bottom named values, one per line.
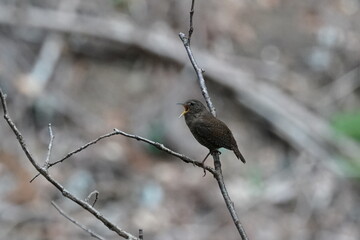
left=23, top=0, right=80, bottom=97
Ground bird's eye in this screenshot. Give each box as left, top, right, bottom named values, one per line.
left=189, top=102, right=194, bottom=106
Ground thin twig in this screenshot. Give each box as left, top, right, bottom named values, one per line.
left=188, top=0, right=195, bottom=44
left=39, top=127, right=215, bottom=175
left=51, top=201, right=107, bottom=240
left=112, top=128, right=215, bottom=175
left=85, top=190, right=99, bottom=207
left=30, top=123, right=55, bottom=183
left=45, top=123, right=54, bottom=165
left=30, top=130, right=125, bottom=182
left=30, top=127, right=216, bottom=181
left=49, top=131, right=121, bottom=168
left=0, top=88, right=139, bottom=240
left=29, top=172, right=40, bottom=183
left=51, top=201, right=105, bottom=240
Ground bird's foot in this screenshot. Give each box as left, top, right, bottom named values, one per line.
left=211, top=150, right=221, bottom=156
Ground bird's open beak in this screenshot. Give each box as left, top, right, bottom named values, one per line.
left=177, top=103, right=189, bottom=118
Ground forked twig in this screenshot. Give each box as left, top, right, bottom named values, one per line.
left=31, top=126, right=215, bottom=182
left=31, top=127, right=215, bottom=180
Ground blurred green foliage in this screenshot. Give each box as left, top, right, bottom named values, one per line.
left=331, top=111, right=360, bottom=178
left=331, top=111, right=360, bottom=141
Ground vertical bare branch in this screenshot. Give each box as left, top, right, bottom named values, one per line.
left=180, top=0, right=216, bottom=116
left=178, top=33, right=216, bottom=117
left=213, top=153, right=249, bottom=240
left=179, top=2, right=250, bottom=239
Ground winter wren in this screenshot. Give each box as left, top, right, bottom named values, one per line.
left=178, top=99, right=246, bottom=164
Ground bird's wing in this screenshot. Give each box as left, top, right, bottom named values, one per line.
left=194, top=117, right=234, bottom=149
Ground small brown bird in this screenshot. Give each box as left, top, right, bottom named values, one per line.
left=178, top=99, right=246, bottom=164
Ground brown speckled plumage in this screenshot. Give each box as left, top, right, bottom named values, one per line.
left=179, top=99, right=246, bottom=163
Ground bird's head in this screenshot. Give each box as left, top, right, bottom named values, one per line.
left=178, top=99, right=207, bottom=118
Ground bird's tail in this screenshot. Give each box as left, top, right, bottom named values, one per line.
left=233, top=147, right=246, bottom=163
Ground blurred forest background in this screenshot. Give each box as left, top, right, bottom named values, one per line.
left=0, top=0, right=360, bottom=239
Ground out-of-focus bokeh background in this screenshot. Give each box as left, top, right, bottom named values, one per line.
left=0, top=0, right=360, bottom=239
